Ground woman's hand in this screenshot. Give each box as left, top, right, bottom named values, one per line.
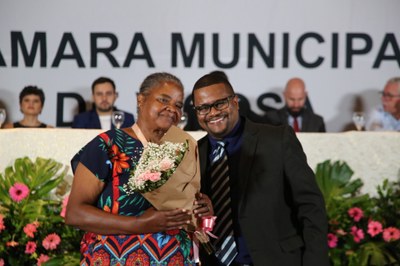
left=139, top=207, right=192, bottom=233
left=193, top=192, right=214, bottom=218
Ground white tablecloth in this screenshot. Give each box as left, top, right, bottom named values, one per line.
left=0, top=129, right=399, bottom=195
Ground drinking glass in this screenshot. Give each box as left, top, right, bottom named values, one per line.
left=112, top=111, right=125, bottom=129
left=0, top=108, right=6, bottom=128
left=178, top=112, right=188, bottom=129
left=352, top=112, right=365, bottom=131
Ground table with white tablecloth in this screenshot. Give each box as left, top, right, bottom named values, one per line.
left=0, top=128, right=399, bottom=195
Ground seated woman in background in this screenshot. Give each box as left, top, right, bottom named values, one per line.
left=3, top=85, right=53, bottom=128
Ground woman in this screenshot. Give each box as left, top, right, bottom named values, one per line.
left=3, top=85, right=53, bottom=128
left=65, top=72, right=213, bottom=265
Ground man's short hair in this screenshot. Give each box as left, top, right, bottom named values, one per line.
left=91, top=77, right=116, bottom=93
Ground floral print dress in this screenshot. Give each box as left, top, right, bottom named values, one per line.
left=71, top=129, right=194, bottom=266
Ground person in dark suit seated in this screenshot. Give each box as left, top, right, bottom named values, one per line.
left=72, top=77, right=135, bottom=129
left=263, top=78, right=326, bottom=132
left=191, top=72, right=329, bottom=265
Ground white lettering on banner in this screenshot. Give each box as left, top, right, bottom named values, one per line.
left=1, top=32, right=399, bottom=69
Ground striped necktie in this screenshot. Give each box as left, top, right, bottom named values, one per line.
left=210, top=141, right=238, bottom=265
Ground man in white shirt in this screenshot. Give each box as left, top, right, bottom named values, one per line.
left=366, top=77, right=400, bottom=131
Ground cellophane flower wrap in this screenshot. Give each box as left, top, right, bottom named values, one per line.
left=124, top=125, right=201, bottom=231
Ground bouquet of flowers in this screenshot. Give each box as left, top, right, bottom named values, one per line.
left=124, top=140, right=189, bottom=194
left=124, top=125, right=214, bottom=254
left=0, top=157, right=83, bottom=266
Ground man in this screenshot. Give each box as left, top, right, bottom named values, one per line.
left=366, top=77, right=400, bottom=131
left=72, top=77, right=135, bottom=129
left=263, top=78, right=326, bottom=132
left=192, top=72, right=329, bottom=266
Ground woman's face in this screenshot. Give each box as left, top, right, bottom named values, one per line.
left=20, top=94, right=43, bottom=116
left=137, top=81, right=184, bottom=132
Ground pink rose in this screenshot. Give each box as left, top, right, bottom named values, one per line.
left=348, top=207, right=363, bottom=222
left=367, top=220, right=383, bottom=237
left=141, top=171, right=161, bottom=182
left=159, top=158, right=174, bottom=171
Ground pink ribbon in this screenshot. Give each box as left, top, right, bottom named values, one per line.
left=201, top=216, right=218, bottom=239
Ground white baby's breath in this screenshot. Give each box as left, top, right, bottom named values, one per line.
left=124, top=140, right=188, bottom=194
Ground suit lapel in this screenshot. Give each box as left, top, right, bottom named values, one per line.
left=198, top=137, right=211, bottom=194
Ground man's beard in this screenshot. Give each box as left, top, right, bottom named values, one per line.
left=97, top=105, right=113, bottom=113
left=287, top=107, right=305, bottom=117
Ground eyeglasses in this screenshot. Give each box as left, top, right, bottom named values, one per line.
left=194, top=95, right=235, bottom=115
left=380, top=91, right=400, bottom=99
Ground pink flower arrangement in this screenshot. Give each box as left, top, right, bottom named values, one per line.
left=0, top=157, right=83, bottom=265
left=9, top=182, right=30, bottom=202
left=327, top=205, right=400, bottom=263
left=124, top=140, right=188, bottom=194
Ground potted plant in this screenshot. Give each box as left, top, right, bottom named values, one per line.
left=0, top=157, right=83, bottom=265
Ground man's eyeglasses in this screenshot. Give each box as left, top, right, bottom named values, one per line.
left=380, top=91, right=400, bottom=99
left=194, top=95, right=235, bottom=115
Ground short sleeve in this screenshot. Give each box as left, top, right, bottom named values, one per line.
left=71, top=133, right=112, bottom=182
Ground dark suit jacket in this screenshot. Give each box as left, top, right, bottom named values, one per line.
left=263, top=107, right=326, bottom=132
left=72, top=108, right=135, bottom=129
left=198, top=119, right=329, bottom=266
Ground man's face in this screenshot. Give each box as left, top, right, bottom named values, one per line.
left=381, top=82, right=400, bottom=117
left=193, top=83, right=239, bottom=140
left=284, top=86, right=307, bottom=115
left=92, top=82, right=117, bottom=113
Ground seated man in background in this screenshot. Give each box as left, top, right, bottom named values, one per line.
left=366, top=77, right=400, bottom=131
left=72, top=77, right=135, bottom=130
left=263, top=77, right=326, bottom=132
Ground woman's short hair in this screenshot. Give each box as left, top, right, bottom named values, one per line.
left=139, top=72, right=183, bottom=95
left=19, top=86, right=45, bottom=105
